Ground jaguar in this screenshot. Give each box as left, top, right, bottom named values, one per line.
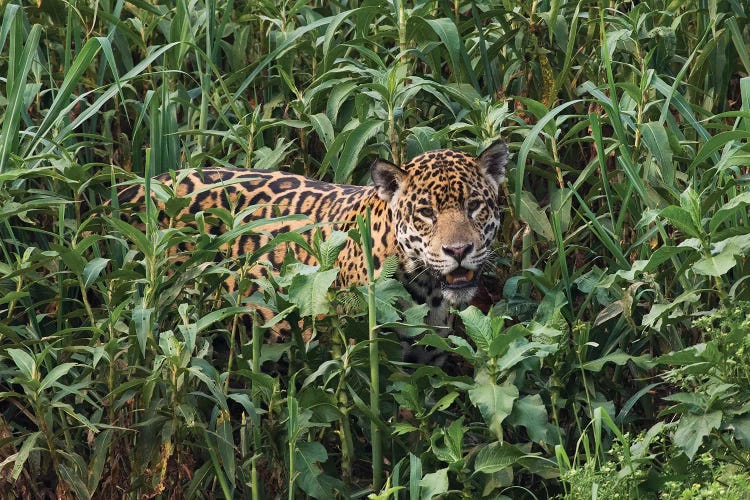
left=118, top=140, right=508, bottom=331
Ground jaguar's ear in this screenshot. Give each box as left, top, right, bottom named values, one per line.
left=371, top=159, right=406, bottom=202
left=478, top=139, right=508, bottom=188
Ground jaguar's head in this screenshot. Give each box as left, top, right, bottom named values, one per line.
left=372, top=140, right=508, bottom=305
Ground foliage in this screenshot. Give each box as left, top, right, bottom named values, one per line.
left=0, top=0, right=749, bottom=498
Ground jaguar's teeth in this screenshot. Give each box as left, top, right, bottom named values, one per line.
left=445, top=269, right=475, bottom=286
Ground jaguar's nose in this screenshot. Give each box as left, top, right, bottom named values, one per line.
left=442, top=243, right=473, bottom=262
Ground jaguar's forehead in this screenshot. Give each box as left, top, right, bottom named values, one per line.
left=400, top=149, right=487, bottom=205
left=401, top=148, right=475, bottom=174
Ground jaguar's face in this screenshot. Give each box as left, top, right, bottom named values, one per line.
left=372, top=141, right=508, bottom=305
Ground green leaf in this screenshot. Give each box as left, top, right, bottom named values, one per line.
left=216, top=414, right=235, bottom=488
left=13, top=431, right=41, bottom=480
left=7, top=348, right=35, bottom=381
left=473, top=441, right=525, bottom=475
left=419, top=467, right=449, bottom=500
left=642, top=291, right=700, bottom=330
left=468, top=372, right=519, bottom=440
left=194, top=306, right=248, bottom=333
left=82, top=258, right=110, bottom=289
left=507, top=395, right=551, bottom=444
left=639, top=121, right=674, bottom=185
left=430, top=418, right=464, bottom=466
left=709, top=191, right=750, bottom=233
left=416, top=333, right=475, bottom=360
left=309, top=113, right=335, bottom=149
left=515, top=191, right=554, bottom=241
left=366, top=277, right=412, bottom=324
left=513, top=99, right=584, bottom=216
left=39, top=363, right=77, bottom=391
left=333, top=119, right=382, bottom=183
left=132, top=306, right=153, bottom=357
left=580, top=351, right=651, bottom=372
left=489, top=324, right=530, bottom=358
left=288, top=268, right=339, bottom=317
left=457, top=306, right=493, bottom=354
left=689, top=130, right=750, bottom=170
left=497, top=339, right=556, bottom=372
left=0, top=23, right=41, bottom=173
left=692, top=245, right=739, bottom=276
left=674, top=411, right=722, bottom=460
left=295, top=442, right=344, bottom=499
left=659, top=205, right=701, bottom=239
left=87, top=429, right=113, bottom=493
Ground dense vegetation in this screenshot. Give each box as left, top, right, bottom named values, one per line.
left=1, top=0, right=749, bottom=498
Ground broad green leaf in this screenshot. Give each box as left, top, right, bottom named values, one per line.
left=674, top=411, right=722, bottom=460
left=656, top=343, right=708, bottom=365
left=366, top=277, right=412, bottom=324
left=58, top=463, right=91, bottom=500
left=489, top=324, right=529, bottom=358
left=321, top=8, right=363, bottom=71
left=473, top=441, right=525, bottom=474
left=430, top=418, right=464, bottom=466
left=692, top=246, right=739, bottom=276
left=288, top=268, right=339, bottom=317
left=419, top=467, right=449, bottom=500
left=659, top=206, right=701, bottom=239
left=416, top=333, right=475, bottom=360
left=507, top=395, right=551, bottom=444
left=457, top=306, right=493, bottom=354
left=189, top=360, right=229, bottom=411
left=515, top=191, right=554, bottom=241
left=550, top=187, right=572, bottom=232
left=393, top=422, right=419, bottom=436
left=295, top=442, right=344, bottom=499
left=469, top=373, right=518, bottom=440
left=497, top=340, right=556, bottom=372
left=642, top=291, right=700, bottom=330
left=391, top=383, right=423, bottom=414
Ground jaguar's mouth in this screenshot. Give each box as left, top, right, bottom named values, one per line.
left=443, top=267, right=477, bottom=289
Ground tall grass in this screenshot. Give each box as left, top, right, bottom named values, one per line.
left=1, top=0, right=749, bottom=497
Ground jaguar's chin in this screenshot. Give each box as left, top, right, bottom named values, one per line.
left=441, top=284, right=478, bottom=306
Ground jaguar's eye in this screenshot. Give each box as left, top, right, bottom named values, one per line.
left=467, top=200, right=481, bottom=213
left=418, top=207, right=435, bottom=219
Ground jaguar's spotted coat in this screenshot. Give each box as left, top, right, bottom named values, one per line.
left=118, top=141, right=508, bottom=332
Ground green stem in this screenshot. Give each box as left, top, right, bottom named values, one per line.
left=360, top=207, right=383, bottom=490
left=251, top=310, right=262, bottom=500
